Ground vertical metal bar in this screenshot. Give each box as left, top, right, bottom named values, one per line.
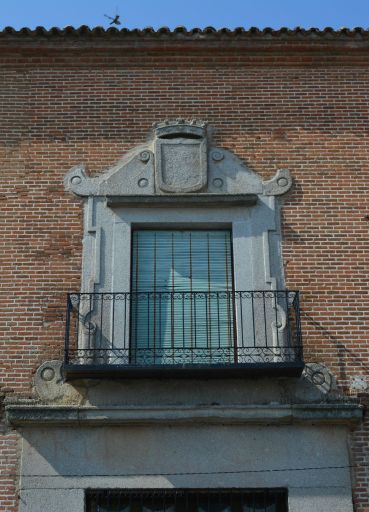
left=251, top=291, right=256, bottom=349
left=147, top=292, right=150, bottom=349
left=239, top=292, right=244, bottom=348
left=158, top=292, right=162, bottom=364
left=111, top=293, right=115, bottom=349
left=151, top=490, right=155, bottom=512
left=241, top=491, right=245, bottom=512
left=225, top=232, right=233, bottom=350
left=134, top=232, right=139, bottom=363
left=207, top=232, right=212, bottom=352
left=64, top=294, right=71, bottom=365
left=274, top=291, right=280, bottom=348
left=295, top=291, right=303, bottom=361
left=75, top=295, right=80, bottom=357
left=229, top=291, right=236, bottom=363
left=283, top=489, right=288, bottom=512
left=171, top=232, right=175, bottom=351
left=182, top=291, right=185, bottom=349
left=88, top=293, right=92, bottom=349
left=94, top=491, right=98, bottom=511
left=189, top=233, right=193, bottom=349
left=134, top=293, right=138, bottom=362
left=183, top=491, right=187, bottom=512
left=285, top=290, right=292, bottom=354
left=194, top=292, right=197, bottom=349
left=217, top=291, right=221, bottom=349
left=224, top=231, right=230, bottom=285
left=85, top=493, right=91, bottom=512
left=99, top=293, right=104, bottom=349
left=153, top=232, right=157, bottom=357
left=87, top=491, right=92, bottom=512
left=227, top=291, right=232, bottom=347
left=124, top=293, right=127, bottom=351
left=231, top=290, right=238, bottom=363
left=205, top=291, right=209, bottom=351
left=107, top=489, right=111, bottom=511
left=262, top=291, right=268, bottom=347
left=85, top=491, right=89, bottom=512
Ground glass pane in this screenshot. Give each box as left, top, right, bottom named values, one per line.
left=131, top=230, right=234, bottom=364
left=131, top=230, right=233, bottom=292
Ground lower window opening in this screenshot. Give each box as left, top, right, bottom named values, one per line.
left=86, top=489, right=288, bottom=512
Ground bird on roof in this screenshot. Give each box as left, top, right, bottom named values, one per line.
left=104, top=14, right=121, bottom=26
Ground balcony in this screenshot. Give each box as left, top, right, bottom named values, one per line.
left=64, top=290, right=304, bottom=379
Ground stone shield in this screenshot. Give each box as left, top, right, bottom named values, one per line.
left=155, top=137, right=207, bottom=193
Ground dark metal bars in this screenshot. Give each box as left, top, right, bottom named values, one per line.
left=85, top=489, right=288, bottom=512
left=64, top=290, right=303, bottom=368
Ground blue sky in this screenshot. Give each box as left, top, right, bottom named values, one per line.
left=1, top=0, right=369, bottom=30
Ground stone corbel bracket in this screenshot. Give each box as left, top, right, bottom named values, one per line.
left=64, top=164, right=98, bottom=196
left=262, top=169, right=292, bottom=196
left=33, top=360, right=81, bottom=404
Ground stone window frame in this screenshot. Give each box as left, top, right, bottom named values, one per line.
left=64, top=120, right=293, bottom=358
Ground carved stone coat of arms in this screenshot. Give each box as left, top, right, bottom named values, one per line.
left=154, top=120, right=208, bottom=193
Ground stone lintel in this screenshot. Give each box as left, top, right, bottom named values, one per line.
left=6, top=403, right=363, bottom=427
left=106, top=194, right=258, bottom=208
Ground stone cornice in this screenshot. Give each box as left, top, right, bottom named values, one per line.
left=6, top=403, right=363, bottom=427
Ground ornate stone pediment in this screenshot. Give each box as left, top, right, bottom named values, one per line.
left=64, top=119, right=292, bottom=198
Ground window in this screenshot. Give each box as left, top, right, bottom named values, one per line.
left=64, top=120, right=304, bottom=377
left=130, top=230, right=235, bottom=364
left=86, top=489, right=288, bottom=512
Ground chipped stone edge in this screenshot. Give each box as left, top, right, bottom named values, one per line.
left=262, top=169, right=293, bottom=196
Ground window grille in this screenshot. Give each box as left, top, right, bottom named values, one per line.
left=86, top=489, right=288, bottom=512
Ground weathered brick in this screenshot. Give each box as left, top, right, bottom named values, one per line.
left=0, top=30, right=369, bottom=511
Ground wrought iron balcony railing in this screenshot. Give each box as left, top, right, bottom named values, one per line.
left=64, top=290, right=303, bottom=379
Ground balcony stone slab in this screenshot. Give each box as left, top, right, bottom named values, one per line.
left=6, top=402, right=362, bottom=427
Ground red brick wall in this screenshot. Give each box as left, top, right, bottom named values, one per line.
left=0, top=38, right=369, bottom=510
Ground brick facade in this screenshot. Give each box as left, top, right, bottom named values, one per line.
left=0, top=28, right=369, bottom=510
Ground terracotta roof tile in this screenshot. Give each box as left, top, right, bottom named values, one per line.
left=0, top=25, right=368, bottom=39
